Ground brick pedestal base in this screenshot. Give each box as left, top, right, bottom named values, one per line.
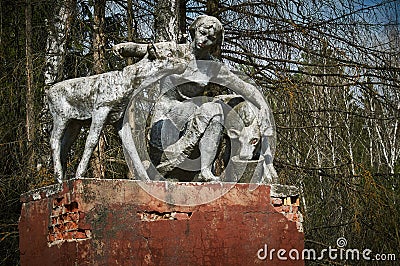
left=19, top=179, right=304, bottom=265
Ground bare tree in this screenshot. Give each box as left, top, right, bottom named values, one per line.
left=1, top=1, right=400, bottom=264
left=91, top=0, right=107, bottom=179
left=25, top=0, right=35, bottom=174
left=154, top=0, right=185, bottom=42
left=44, top=0, right=75, bottom=85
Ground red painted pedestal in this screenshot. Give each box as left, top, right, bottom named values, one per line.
left=19, top=179, right=304, bottom=265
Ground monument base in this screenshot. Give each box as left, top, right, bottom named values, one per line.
left=19, top=179, right=304, bottom=265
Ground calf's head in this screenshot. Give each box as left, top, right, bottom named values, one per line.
left=227, top=119, right=261, bottom=160
left=226, top=100, right=264, bottom=160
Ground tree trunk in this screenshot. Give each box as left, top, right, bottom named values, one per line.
left=44, top=0, right=75, bottom=85
left=206, top=0, right=220, bottom=18
left=154, top=0, right=184, bottom=42
left=127, top=0, right=135, bottom=65
left=126, top=0, right=135, bottom=178
left=91, top=0, right=107, bottom=179
left=93, top=0, right=106, bottom=74
left=178, top=0, right=187, bottom=43
left=206, top=0, right=221, bottom=58
left=25, top=0, right=35, bottom=175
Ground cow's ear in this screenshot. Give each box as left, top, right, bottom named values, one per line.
left=227, top=128, right=240, bottom=139
left=262, top=126, right=274, bottom=136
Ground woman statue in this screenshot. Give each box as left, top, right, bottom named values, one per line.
left=113, top=15, right=277, bottom=182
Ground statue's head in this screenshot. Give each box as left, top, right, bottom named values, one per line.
left=189, top=15, right=224, bottom=56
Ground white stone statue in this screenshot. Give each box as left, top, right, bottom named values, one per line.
left=114, top=15, right=278, bottom=183
left=47, top=42, right=187, bottom=183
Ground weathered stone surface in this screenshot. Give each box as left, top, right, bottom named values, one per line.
left=47, top=41, right=187, bottom=183
left=20, top=179, right=304, bottom=265
left=117, top=16, right=277, bottom=184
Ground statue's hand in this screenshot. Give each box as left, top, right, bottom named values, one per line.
left=167, top=58, right=189, bottom=73
left=112, top=43, right=125, bottom=58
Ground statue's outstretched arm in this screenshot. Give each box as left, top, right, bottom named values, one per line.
left=213, top=66, right=268, bottom=110
left=112, top=42, right=148, bottom=58
left=208, top=64, right=274, bottom=136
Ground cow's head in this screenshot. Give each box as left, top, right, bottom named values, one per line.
left=228, top=118, right=261, bottom=160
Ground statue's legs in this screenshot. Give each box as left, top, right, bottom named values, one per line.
left=61, top=121, right=82, bottom=176
left=75, top=107, right=111, bottom=178
left=50, top=116, right=68, bottom=183
left=198, top=113, right=223, bottom=181
left=155, top=101, right=224, bottom=179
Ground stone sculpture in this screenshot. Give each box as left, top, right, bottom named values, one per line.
left=225, top=97, right=277, bottom=183
left=226, top=99, right=265, bottom=161
left=47, top=42, right=186, bottom=183
left=114, top=15, right=278, bottom=183
left=47, top=14, right=277, bottom=184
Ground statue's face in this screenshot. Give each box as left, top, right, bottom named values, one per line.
left=193, top=23, right=218, bottom=51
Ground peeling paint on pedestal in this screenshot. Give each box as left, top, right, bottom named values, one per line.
left=19, top=179, right=304, bottom=265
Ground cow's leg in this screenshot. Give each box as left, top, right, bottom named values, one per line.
left=260, top=136, right=277, bottom=183
left=50, top=116, right=68, bottom=183
left=60, top=121, right=82, bottom=176
left=75, top=108, right=110, bottom=178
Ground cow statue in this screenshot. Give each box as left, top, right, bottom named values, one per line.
left=47, top=42, right=187, bottom=183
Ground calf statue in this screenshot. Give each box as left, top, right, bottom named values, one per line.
left=47, top=42, right=187, bottom=183
left=226, top=98, right=277, bottom=183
